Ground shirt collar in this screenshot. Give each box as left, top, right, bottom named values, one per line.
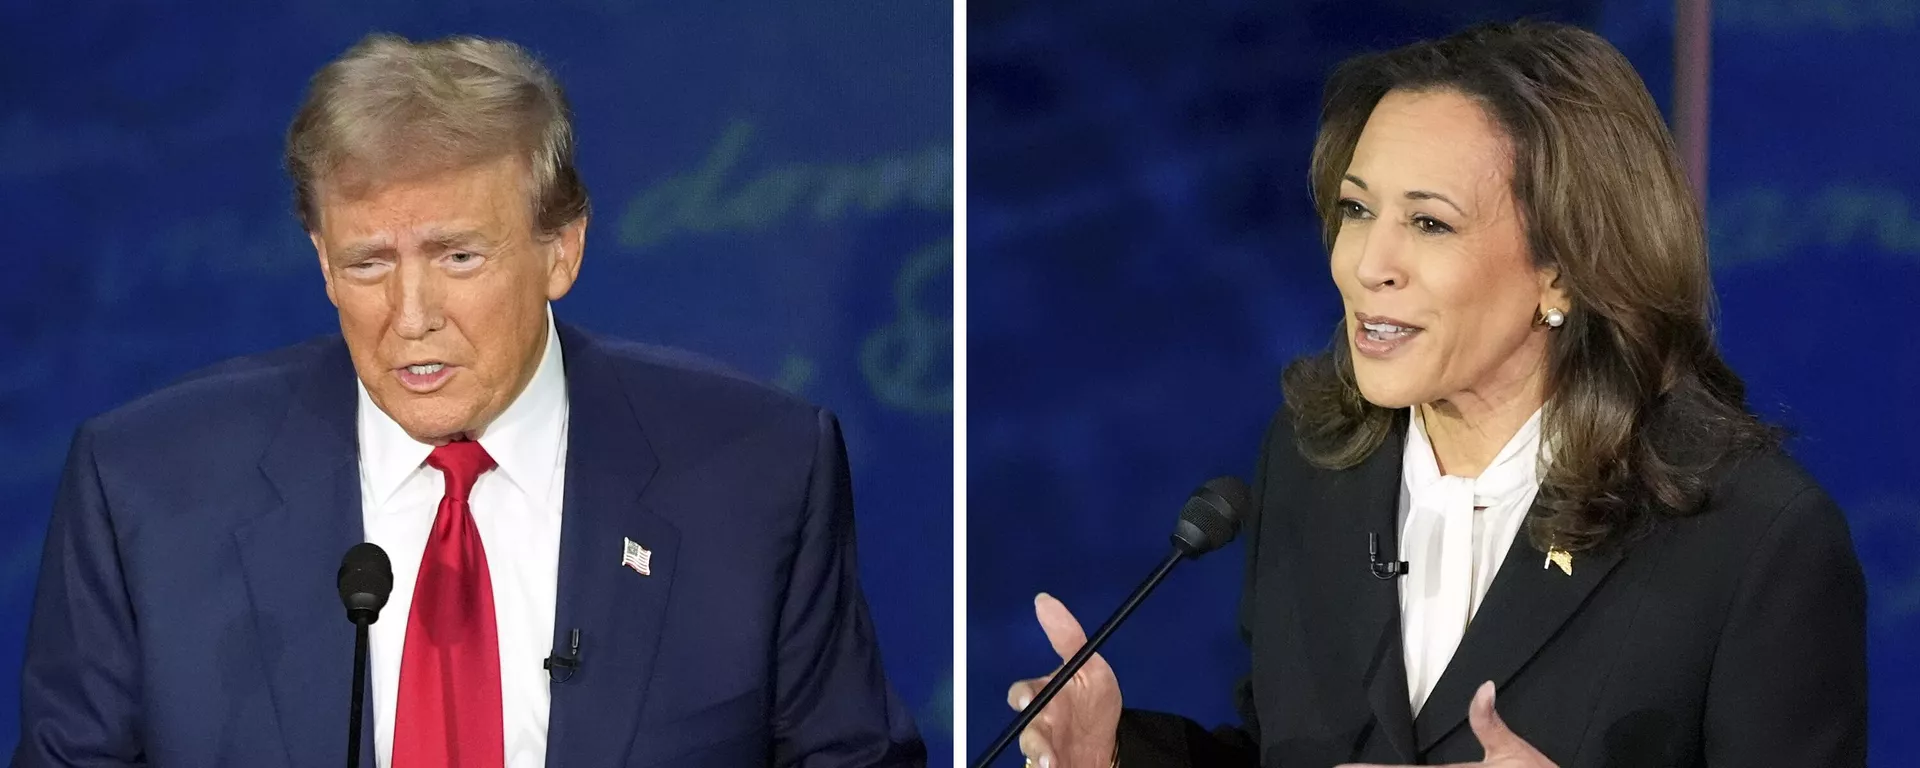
left=356, top=307, right=569, bottom=509
left=1403, top=404, right=1547, bottom=501
left=474, top=308, right=568, bottom=506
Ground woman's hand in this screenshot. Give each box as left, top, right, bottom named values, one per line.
left=1338, top=682, right=1557, bottom=768
left=1004, top=593, right=1124, bottom=768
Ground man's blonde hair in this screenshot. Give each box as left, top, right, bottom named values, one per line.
left=285, top=33, right=589, bottom=236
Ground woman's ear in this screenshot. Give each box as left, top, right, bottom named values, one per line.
left=1538, top=264, right=1570, bottom=315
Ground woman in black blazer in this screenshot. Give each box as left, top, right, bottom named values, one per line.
left=1003, top=21, right=1867, bottom=768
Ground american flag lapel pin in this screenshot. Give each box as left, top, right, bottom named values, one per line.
left=621, top=537, right=653, bottom=576
left=1544, top=547, right=1573, bottom=576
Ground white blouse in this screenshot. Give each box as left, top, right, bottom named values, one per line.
left=1397, top=405, right=1548, bottom=717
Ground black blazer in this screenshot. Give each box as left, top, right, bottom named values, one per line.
left=1118, top=408, right=1867, bottom=767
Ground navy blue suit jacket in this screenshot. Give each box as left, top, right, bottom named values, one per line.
left=14, top=322, right=925, bottom=767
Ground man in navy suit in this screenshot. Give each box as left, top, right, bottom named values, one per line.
left=14, top=33, right=924, bottom=768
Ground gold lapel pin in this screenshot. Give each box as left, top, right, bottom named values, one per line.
left=1544, top=547, right=1573, bottom=576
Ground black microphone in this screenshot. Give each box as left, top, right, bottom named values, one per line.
left=972, top=477, right=1250, bottom=768
left=544, top=628, right=582, bottom=683
left=1368, top=532, right=1409, bottom=579
left=337, top=543, right=393, bottom=768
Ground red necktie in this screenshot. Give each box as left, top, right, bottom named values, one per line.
left=393, top=440, right=505, bottom=768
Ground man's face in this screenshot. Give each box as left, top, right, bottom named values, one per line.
left=310, top=155, right=585, bottom=443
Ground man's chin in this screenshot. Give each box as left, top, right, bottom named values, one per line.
left=379, top=399, right=484, bottom=444
left=398, top=421, right=482, bottom=445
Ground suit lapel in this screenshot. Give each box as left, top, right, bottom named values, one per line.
left=1296, top=411, right=1416, bottom=761
left=233, top=338, right=377, bottom=768
left=543, top=324, right=679, bottom=766
left=1362, top=614, right=1417, bottom=761
left=1411, top=504, right=1625, bottom=752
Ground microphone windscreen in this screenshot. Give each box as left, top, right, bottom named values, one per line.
left=1172, top=476, right=1249, bottom=555
left=337, top=542, right=394, bottom=619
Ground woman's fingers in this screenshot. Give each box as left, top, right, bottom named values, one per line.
left=1017, top=720, right=1055, bottom=768
left=1004, top=592, right=1124, bottom=768
left=1035, top=593, right=1092, bottom=661
left=1006, top=675, right=1053, bottom=711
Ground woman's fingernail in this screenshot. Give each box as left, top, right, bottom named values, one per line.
left=1039, top=756, right=1053, bottom=768
left=1017, top=695, right=1032, bottom=709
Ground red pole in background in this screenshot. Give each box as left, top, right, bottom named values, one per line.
left=1674, top=0, right=1712, bottom=207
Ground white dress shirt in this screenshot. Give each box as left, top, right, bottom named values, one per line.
left=1396, top=405, right=1547, bottom=717
left=358, top=309, right=568, bottom=768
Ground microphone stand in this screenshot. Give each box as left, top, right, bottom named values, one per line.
left=337, top=542, right=391, bottom=768
left=972, top=548, right=1186, bottom=768
left=347, top=618, right=371, bottom=768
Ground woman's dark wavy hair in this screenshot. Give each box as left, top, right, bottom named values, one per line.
left=1283, top=21, right=1778, bottom=554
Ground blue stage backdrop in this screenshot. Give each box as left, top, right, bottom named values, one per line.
left=0, top=1, right=952, bottom=759
left=968, top=0, right=1917, bottom=764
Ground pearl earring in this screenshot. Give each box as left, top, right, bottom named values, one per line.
left=1543, top=307, right=1566, bottom=328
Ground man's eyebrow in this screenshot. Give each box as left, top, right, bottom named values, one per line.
left=420, top=228, right=501, bottom=251
left=333, top=229, right=501, bottom=263
left=337, top=239, right=392, bottom=263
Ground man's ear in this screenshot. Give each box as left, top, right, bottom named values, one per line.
left=311, top=232, right=338, bottom=308
left=545, top=216, right=587, bottom=302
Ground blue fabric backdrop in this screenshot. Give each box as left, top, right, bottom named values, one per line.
left=967, top=0, right=1918, bottom=764
left=0, top=1, right=953, bottom=760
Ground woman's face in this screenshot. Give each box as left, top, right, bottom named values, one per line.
left=1330, top=88, right=1567, bottom=412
